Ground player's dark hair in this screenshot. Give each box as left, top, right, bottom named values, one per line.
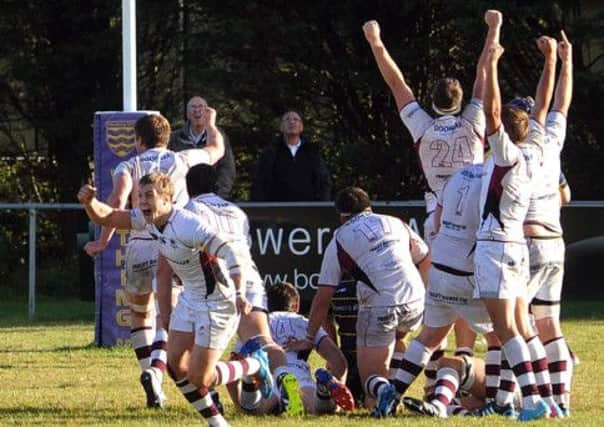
left=134, top=114, right=171, bottom=149
left=335, top=186, right=371, bottom=215
left=267, top=281, right=300, bottom=312
left=432, top=78, right=463, bottom=114
left=501, top=105, right=529, bottom=143
left=186, top=164, right=218, bottom=197
left=139, top=172, right=174, bottom=200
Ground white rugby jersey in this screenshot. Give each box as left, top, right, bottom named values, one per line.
left=400, top=99, right=485, bottom=212
left=477, top=121, right=544, bottom=242
left=268, top=311, right=328, bottom=363
left=186, top=193, right=263, bottom=289
left=114, top=147, right=210, bottom=208
left=520, top=112, right=566, bottom=235
left=130, top=207, right=249, bottom=304
left=318, top=212, right=428, bottom=308
left=433, top=164, right=485, bottom=273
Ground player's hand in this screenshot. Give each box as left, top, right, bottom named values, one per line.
left=84, top=240, right=107, bottom=257
left=77, top=184, right=96, bottom=205
left=235, top=293, right=251, bottom=315
left=558, top=30, right=572, bottom=63
left=202, top=106, right=217, bottom=128
left=284, top=337, right=313, bottom=352
left=536, top=35, right=557, bottom=58
left=362, top=20, right=381, bottom=45
left=484, top=10, right=502, bottom=28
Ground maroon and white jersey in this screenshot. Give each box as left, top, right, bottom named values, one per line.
left=520, top=112, right=566, bottom=235
left=318, top=212, right=428, bottom=308
left=185, top=193, right=263, bottom=292
left=433, top=164, right=485, bottom=273
left=130, top=207, right=249, bottom=305
left=400, top=99, right=485, bottom=212
left=268, top=311, right=327, bottom=364
left=114, top=147, right=210, bottom=209
left=477, top=121, right=545, bottom=242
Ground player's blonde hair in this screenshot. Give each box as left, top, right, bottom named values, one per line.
left=139, top=173, right=174, bottom=200
left=501, top=106, right=529, bottom=143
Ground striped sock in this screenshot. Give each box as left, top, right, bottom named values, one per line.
left=240, top=376, right=262, bottom=411
left=175, top=378, right=227, bottom=427
left=214, top=357, right=260, bottom=386
left=453, top=346, right=474, bottom=357
left=544, top=336, right=571, bottom=407
left=526, top=335, right=556, bottom=407
left=389, top=351, right=404, bottom=379
left=496, top=356, right=516, bottom=406
left=431, top=366, right=459, bottom=414
left=485, top=346, right=501, bottom=401
left=503, top=336, right=540, bottom=409
left=424, top=349, right=445, bottom=393
left=391, top=340, right=432, bottom=395
left=150, top=327, right=168, bottom=378
left=130, top=326, right=154, bottom=370
left=364, top=375, right=390, bottom=400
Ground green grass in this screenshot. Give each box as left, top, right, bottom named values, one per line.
left=1, top=299, right=603, bottom=426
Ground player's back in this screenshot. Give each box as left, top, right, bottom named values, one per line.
left=333, top=212, right=426, bottom=307
left=400, top=100, right=485, bottom=211
left=186, top=193, right=250, bottom=244
left=432, top=164, right=485, bottom=273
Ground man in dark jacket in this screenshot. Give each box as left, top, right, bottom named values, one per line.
left=169, top=96, right=236, bottom=199
left=251, top=111, right=332, bottom=201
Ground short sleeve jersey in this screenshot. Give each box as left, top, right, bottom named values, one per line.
left=477, top=121, right=544, bottom=241
left=400, top=99, right=485, bottom=212
left=433, top=164, right=485, bottom=272
left=318, top=212, right=427, bottom=308
left=130, top=207, right=234, bottom=303
left=520, top=112, right=566, bottom=235
left=185, top=193, right=262, bottom=286
left=268, top=311, right=327, bottom=363
left=114, top=147, right=210, bottom=208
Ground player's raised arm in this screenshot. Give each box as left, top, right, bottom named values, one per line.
left=532, top=36, right=558, bottom=126
left=363, top=20, right=415, bottom=111
left=77, top=184, right=133, bottom=229
left=484, top=43, right=505, bottom=135
left=473, top=10, right=503, bottom=101
left=200, top=106, right=225, bottom=165
left=553, top=30, right=573, bottom=116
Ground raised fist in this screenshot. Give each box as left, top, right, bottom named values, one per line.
left=536, top=35, right=557, bottom=58
left=484, top=10, right=502, bottom=28
left=486, top=43, right=505, bottom=63
left=202, top=106, right=217, bottom=128
left=77, top=184, right=97, bottom=205
left=363, top=20, right=381, bottom=44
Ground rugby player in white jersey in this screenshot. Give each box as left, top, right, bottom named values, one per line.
left=179, top=163, right=305, bottom=414
left=362, top=19, right=487, bottom=245
left=515, top=31, right=574, bottom=415
left=83, top=112, right=224, bottom=408
left=286, top=186, right=431, bottom=417
left=77, top=174, right=273, bottom=427
left=229, top=282, right=355, bottom=415
left=473, top=14, right=558, bottom=419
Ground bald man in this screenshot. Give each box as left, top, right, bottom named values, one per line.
left=170, top=96, right=236, bottom=199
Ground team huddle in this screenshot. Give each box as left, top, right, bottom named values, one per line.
left=77, top=9, right=575, bottom=425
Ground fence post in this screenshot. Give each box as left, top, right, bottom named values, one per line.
left=28, top=208, right=37, bottom=320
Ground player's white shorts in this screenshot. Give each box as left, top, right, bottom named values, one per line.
left=475, top=241, right=529, bottom=300
left=357, top=300, right=423, bottom=347
left=124, top=236, right=158, bottom=295
left=245, top=268, right=268, bottom=312
left=424, top=267, right=493, bottom=335
left=526, top=237, right=565, bottom=319
left=284, top=360, right=316, bottom=390
left=170, top=295, right=239, bottom=350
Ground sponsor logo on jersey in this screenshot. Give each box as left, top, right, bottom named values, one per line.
left=434, top=121, right=462, bottom=133
left=106, top=120, right=136, bottom=157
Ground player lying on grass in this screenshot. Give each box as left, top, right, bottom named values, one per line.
left=78, top=173, right=273, bottom=427
left=227, top=281, right=355, bottom=415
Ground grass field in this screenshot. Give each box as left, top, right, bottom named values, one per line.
left=1, top=299, right=603, bottom=426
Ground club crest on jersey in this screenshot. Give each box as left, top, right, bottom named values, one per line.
left=106, top=120, right=136, bottom=158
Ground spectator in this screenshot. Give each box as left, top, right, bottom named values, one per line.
left=251, top=111, right=332, bottom=201
left=169, top=96, right=236, bottom=199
